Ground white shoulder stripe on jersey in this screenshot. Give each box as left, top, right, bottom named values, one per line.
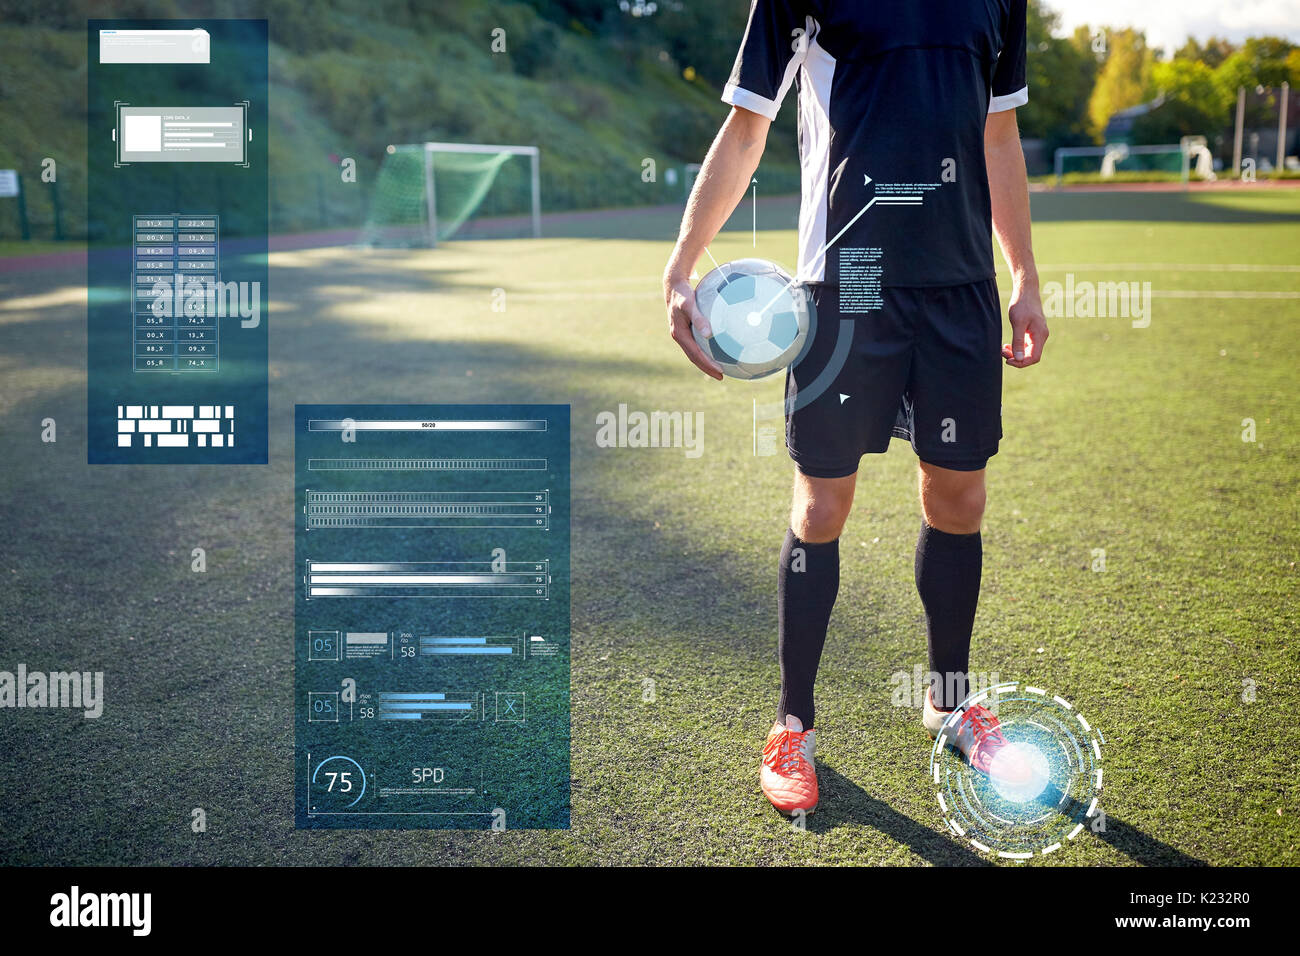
left=989, top=85, right=1029, bottom=113
left=721, top=82, right=782, bottom=121
left=796, top=26, right=834, bottom=284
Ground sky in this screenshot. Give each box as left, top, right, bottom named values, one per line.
left=1047, top=0, right=1300, bottom=53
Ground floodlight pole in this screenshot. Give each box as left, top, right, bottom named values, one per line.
left=423, top=143, right=438, bottom=248
left=1232, top=86, right=1245, bottom=176
left=1279, top=82, right=1290, bottom=173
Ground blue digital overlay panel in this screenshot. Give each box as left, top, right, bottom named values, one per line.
left=88, top=20, right=268, bottom=463
left=295, top=405, right=571, bottom=829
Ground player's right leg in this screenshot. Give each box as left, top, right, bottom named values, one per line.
left=762, top=285, right=907, bottom=815
left=762, top=470, right=855, bottom=815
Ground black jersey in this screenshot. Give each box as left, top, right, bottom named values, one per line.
left=723, top=0, right=1028, bottom=288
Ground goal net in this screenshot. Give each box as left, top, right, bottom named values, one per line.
left=1052, top=142, right=1196, bottom=185
left=362, top=142, right=541, bottom=246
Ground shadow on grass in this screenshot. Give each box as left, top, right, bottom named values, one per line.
left=422, top=189, right=1298, bottom=244
left=1095, top=815, right=1207, bottom=867
left=812, top=765, right=991, bottom=866
left=0, top=258, right=1215, bottom=866
left=1030, top=191, right=1300, bottom=224
left=0, top=265, right=784, bottom=863
left=808, top=765, right=1205, bottom=866
left=1047, top=787, right=1207, bottom=867
left=443, top=196, right=800, bottom=242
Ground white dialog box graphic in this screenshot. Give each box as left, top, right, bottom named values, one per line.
left=99, top=29, right=210, bottom=64
left=116, top=106, right=248, bottom=164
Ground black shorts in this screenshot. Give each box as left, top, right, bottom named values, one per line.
left=785, top=279, right=1003, bottom=478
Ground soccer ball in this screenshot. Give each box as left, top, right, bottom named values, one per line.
left=692, top=258, right=813, bottom=380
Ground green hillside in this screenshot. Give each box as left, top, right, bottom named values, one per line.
left=0, top=1, right=801, bottom=241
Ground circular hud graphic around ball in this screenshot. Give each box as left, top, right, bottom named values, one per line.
left=930, top=683, right=1104, bottom=861
left=692, top=258, right=813, bottom=380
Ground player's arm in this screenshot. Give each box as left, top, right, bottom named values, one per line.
left=663, top=105, right=772, bottom=380
left=665, top=0, right=808, bottom=378
left=985, top=0, right=1045, bottom=369
left=986, top=109, right=1046, bottom=368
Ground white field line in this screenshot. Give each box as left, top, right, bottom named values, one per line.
left=511, top=275, right=662, bottom=288
left=511, top=290, right=660, bottom=301
left=1151, top=290, right=1300, bottom=299
left=506, top=289, right=1300, bottom=302
left=301, top=258, right=1297, bottom=303
left=1036, top=262, right=1300, bottom=273
left=513, top=288, right=1300, bottom=302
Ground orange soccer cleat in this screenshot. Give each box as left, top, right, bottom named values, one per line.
left=761, top=716, right=818, bottom=815
left=924, top=690, right=1034, bottom=789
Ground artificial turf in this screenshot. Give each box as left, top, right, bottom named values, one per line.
left=0, top=188, right=1296, bottom=865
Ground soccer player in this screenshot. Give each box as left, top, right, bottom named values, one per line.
left=662, top=0, right=1047, bottom=814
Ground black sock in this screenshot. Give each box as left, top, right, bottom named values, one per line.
left=914, top=521, right=982, bottom=710
left=777, top=529, right=839, bottom=728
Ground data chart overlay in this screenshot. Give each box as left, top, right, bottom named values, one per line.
left=88, top=19, right=268, bottom=463
left=295, top=405, right=570, bottom=829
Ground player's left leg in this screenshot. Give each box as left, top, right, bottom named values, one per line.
left=916, top=461, right=985, bottom=712
left=915, top=463, right=1029, bottom=784
left=902, top=278, right=1001, bottom=714
left=902, top=280, right=1030, bottom=783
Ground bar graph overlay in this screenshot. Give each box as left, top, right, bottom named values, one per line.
left=305, top=490, right=549, bottom=529
left=308, top=458, right=547, bottom=472
left=295, top=404, right=569, bottom=829
left=420, top=635, right=523, bottom=657
left=377, top=692, right=479, bottom=721
left=307, top=418, right=547, bottom=433
left=304, top=560, right=550, bottom=599
left=306, top=630, right=530, bottom=663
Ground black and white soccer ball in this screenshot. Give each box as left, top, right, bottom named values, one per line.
left=692, top=258, right=813, bottom=380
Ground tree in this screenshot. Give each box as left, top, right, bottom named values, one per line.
left=1155, top=60, right=1232, bottom=114
left=1016, top=0, right=1095, bottom=151
left=1213, top=47, right=1294, bottom=129
left=1240, top=37, right=1297, bottom=86
left=1132, top=59, right=1232, bottom=142
left=1174, top=37, right=1236, bottom=69
left=1086, top=28, right=1155, bottom=141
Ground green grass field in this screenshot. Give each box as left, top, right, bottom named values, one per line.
left=0, top=189, right=1297, bottom=866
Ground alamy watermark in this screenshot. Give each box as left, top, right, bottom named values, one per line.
left=0, top=664, right=104, bottom=718
left=1043, top=273, right=1151, bottom=328
left=890, top=666, right=1002, bottom=709
left=595, top=403, right=703, bottom=458
left=49, top=886, right=150, bottom=936
left=146, top=273, right=261, bottom=328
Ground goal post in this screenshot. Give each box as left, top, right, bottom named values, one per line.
left=364, top=141, right=541, bottom=247
left=1053, top=142, right=1203, bottom=188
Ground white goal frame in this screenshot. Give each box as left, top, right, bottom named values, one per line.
left=389, top=141, right=541, bottom=245
left=1053, top=141, right=1200, bottom=188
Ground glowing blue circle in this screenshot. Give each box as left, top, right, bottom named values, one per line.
left=311, top=754, right=367, bottom=809
left=987, top=742, right=1051, bottom=803
left=928, top=683, right=1105, bottom=860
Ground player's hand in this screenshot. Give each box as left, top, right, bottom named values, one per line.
left=1003, top=285, right=1048, bottom=368
left=664, top=274, right=724, bottom=380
